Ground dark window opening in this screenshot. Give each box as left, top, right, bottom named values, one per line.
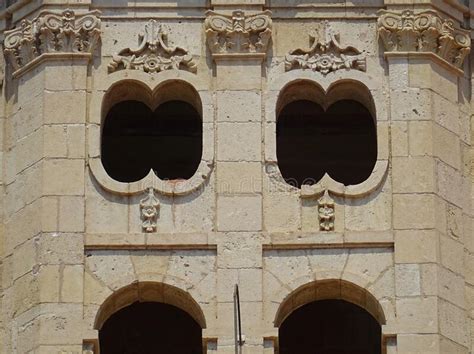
left=99, top=301, right=203, bottom=354
left=279, top=299, right=382, bottom=354
left=276, top=99, right=377, bottom=188
left=102, top=100, right=202, bottom=183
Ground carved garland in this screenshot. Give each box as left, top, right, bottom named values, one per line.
left=205, top=10, right=272, bottom=58
left=378, top=10, right=470, bottom=69
left=285, top=21, right=366, bottom=75
left=3, top=9, right=101, bottom=74
left=108, top=20, right=197, bottom=74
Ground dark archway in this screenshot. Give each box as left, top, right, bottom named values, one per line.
left=279, top=299, right=382, bottom=354
left=99, top=301, right=203, bottom=354
left=102, top=99, right=202, bottom=183
left=276, top=97, right=377, bottom=188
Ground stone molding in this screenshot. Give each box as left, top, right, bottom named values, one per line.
left=264, top=70, right=389, bottom=199
left=285, top=21, right=366, bottom=75
left=378, top=9, right=471, bottom=72
left=88, top=70, right=215, bottom=197
left=3, top=9, right=101, bottom=77
left=108, top=19, right=197, bottom=74
left=205, top=9, right=272, bottom=61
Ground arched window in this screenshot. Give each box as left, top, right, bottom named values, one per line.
left=279, top=299, right=382, bottom=354
left=99, top=301, right=203, bottom=354
left=276, top=81, right=377, bottom=188
left=101, top=81, right=203, bottom=183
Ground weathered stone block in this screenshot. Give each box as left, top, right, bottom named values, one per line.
left=217, top=122, right=262, bottom=162
left=217, top=162, right=262, bottom=194
left=43, top=159, right=85, bottom=196
left=395, top=264, right=421, bottom=297
left=43, top=91, right=87, bottom=124
left=217, top=91, right=261, bottom=122
left=392, top=156, right=435, bottom=193
left=395, top=230, right=438, bottom=264
left=393, top=194, right=436, bottom=230
left=217, top=195, right=262, bottom=231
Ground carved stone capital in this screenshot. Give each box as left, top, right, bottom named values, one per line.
left=285, top=21, right=366, bottom=75
left=378, top=10, right=470, bottom=71
left=205, top=10, right=272, bottom=60
left=108, top=20, right=197, bottom=74
left=3, top=9, right=101, bottom=77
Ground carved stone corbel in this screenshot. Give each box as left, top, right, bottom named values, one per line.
left=3, top=9, right=101, bottom=77
left=377, top=10, right=470, bottom=71
left=205, top=10, right=272, bottom=60
left=108, top=20, right=197, bottom=74
left=285, top=21, right=366, bottom=75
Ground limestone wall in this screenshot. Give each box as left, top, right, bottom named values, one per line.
left=0, top=0, right=473, bottom=353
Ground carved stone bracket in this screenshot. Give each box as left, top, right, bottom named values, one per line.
left=3, top=9, right=101, bottom=77
left=205, top=10, right=272, bottom=60
left=285, top=21, right=366, bottom=75
left=318, top=190, right=335, bottom=231
left=378, top=10, right=470, bottom=71
left=140, top=188, right=160, bottom=233
left=108, top=20, right=197, bottom=74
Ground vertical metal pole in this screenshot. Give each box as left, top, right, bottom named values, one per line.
left=234, top=284, right=243, bottom=354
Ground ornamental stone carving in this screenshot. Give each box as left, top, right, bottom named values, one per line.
left=140, top=188, right=160, bottom=233
left=205, top=10, right=272, bottom=59
left=378, top=10, right=470, bottom=69
left=318, top=190, right=335, bottom=231
left=285, top=21, right=366, bottom=75
left=108, top=20, right=197, bottom=74
left=3, top=9, right=101, bottom=74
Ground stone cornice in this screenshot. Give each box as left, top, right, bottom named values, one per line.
left=3, top=9, right=101, bottom=78
left=205, top=9, right=272, bottom=61
left=377, top=9, right=471, bottom=72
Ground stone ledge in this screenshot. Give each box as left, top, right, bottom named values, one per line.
left=263, top=242, right=394, bottom=251
left=12, top=52, right=91, bottom=79
left=385, top=52, right=465, bottom=77
left=84, top=232, right=217, bottom=251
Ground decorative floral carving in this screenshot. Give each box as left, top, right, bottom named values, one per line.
left=108, top=20, right=197, bottom=74
left=378, top=10, right=471, bottom=69
left=285, top=21, right=366, bottom=75
left=205, top=10, right=272, bottom=58
left=140, top=188, right=160, bottom=233
left=318, top=190, right=335, bottom=231
left=3, top=9, right=101, bottom=72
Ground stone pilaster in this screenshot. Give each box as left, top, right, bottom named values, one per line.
left=206, top=8, right=271, bottom=353
left=379, top=9, right=472, bottom=353
left=1, top=8, right=100, bottom=353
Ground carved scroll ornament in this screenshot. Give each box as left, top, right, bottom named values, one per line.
left=3, top=9, right=101, bottom=73
left=285, top=21, right=366, bottom=75
left=108, top=20, right=197, bottom=74
left=205, top=10, right=272, bottom=58
left=378, top=10, right=470, bottom=69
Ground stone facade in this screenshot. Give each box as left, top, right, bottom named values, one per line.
left=0, top=0, right=473, bottom=353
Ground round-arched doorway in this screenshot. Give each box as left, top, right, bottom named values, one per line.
left=99, top=301, right=203, bottom=354
left=279, top=299, right=381, bottom=354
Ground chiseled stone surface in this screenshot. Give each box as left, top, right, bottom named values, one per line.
left=0, top=1, right=473, bottom=354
